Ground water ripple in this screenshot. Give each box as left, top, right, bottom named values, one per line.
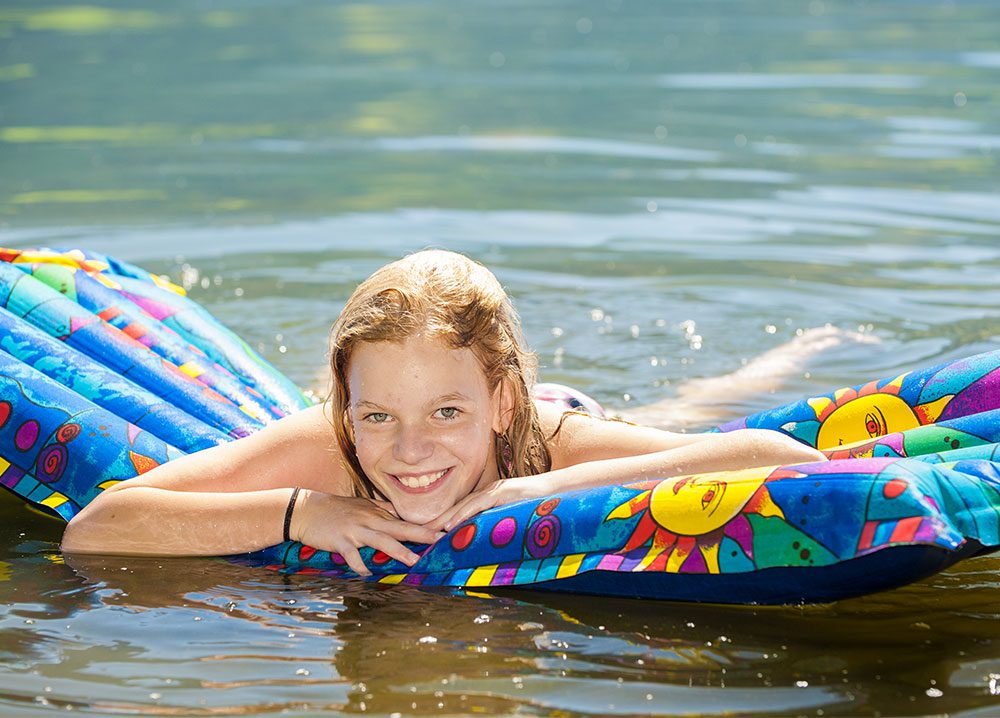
left=252, top=134, right=719, bottom=163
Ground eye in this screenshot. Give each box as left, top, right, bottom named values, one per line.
left=436, top=407, right=461, bottom=420
left=864, top=411, right=886, bottom=437
left=364, top=412, right=390, bottom=424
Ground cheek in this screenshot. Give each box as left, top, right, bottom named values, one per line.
left=351, top=427, right=383, bottom=468
left=443, top=420, right=494, bottom=464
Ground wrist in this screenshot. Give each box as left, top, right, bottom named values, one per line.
left=284, top=487, right=307, bottom=543
left=503, top=475, right=549, bottom=504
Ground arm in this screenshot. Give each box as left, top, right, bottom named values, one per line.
left=427, top=408, right=824, bottom=530
left=514, top=427, right=821, bottom=499
left=61, top=404, right=441, bottom=572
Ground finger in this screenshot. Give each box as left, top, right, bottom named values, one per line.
left=363, top=532, right=421, bottom=567
left=444, top=505, right=480, bottom=532
left=384, top=520, right=446, bottom=546
left=371, top=499, right=399, bottom=517
left=361, top=499, right=397, bottom=520
left=438, top=499, right=483, bottom=532
left=423, top=505, right=460, bottom=532
left=341, top=545, right=371, bottom=577
left=368, top=508, right=442, bottom=541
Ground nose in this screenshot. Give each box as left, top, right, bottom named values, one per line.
left=393, top=423, right=435, bottom=465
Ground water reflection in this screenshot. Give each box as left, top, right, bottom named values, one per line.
left=3, top=0, right=998, bottom=224
left=3, top=491, right=1000, bottom=715
left=54, top=553, right=858, bottom=716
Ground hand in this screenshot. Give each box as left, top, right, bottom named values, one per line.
left=290, top=490, right=444, bottom=576
left=425, top=477, right=547, bottom=533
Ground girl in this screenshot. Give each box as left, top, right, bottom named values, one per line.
left=61, top=250, right=826, bottom=575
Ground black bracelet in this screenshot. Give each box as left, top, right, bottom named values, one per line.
left=283, top=487, right=301, bottom=543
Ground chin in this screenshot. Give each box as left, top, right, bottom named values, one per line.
left=391, top=501, right=442, bottom=526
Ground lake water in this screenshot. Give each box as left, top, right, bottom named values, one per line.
left=1, top=0, right=999, bottom=715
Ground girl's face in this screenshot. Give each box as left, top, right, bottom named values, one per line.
left=347, top=334, right=508, bottom=525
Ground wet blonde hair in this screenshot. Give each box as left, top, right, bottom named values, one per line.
left=328, top=249, right=551, bottom=499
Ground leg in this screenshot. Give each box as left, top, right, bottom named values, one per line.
left=621, top=326, right=879, bottom=431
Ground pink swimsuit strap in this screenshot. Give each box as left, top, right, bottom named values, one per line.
left=532, top=382, right=606, bottom=418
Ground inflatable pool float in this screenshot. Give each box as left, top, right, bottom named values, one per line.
left=3, top=247, right=1000, bottom=604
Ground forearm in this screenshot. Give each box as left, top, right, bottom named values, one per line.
left=430, top=429, right=824, bottom=531
left=533, top=429, right=822, bottom=496
left=61, top=486, right=294, bottom=557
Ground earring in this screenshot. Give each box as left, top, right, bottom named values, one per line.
left=499, top=432, right=514, bottom=475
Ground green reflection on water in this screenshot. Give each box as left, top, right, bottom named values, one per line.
left=0, top=6, right=164, bottom=33
left=1, top=0, right=997, bottom=226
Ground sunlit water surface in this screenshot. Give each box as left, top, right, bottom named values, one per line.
left=1, top=0, right=999, bottom=715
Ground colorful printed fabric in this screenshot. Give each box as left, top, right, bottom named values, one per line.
left=2, top=247, right=1000, bottom=604
left=0, top=247, right=313, bottom=518
left=0, top=248, right=311, bottom=416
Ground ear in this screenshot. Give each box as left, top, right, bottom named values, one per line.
left=492, top=379, right=516, bottom=435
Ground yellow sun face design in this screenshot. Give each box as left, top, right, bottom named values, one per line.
left=649, top=468, right=772, bottom=536
left=805, top=373, right=951, bottom=451
left=816, top=393, right=919, bottom=448
left=605, top=467, right=792, bottom=574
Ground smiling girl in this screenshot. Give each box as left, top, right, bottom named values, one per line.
left=61, top=250, right=826, bottom=574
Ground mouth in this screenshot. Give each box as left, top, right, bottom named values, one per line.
left=389, top=467, right=452, bottom=493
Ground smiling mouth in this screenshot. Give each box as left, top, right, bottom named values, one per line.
left=390, top=467, right=451, bottom=492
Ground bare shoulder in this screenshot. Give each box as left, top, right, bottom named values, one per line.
left=111, top=403, right=353, bottom=495
left=535, top=399, right=712, bottom=470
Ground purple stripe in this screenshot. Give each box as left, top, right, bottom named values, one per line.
left=493, top=562, right=520, bottom=586
left=0, top=464, right=25, bottom=489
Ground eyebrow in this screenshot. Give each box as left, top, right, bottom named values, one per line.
left=353, top=393, right=473, bottom=410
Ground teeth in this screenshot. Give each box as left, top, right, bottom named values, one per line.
left=396, top=469, right=447, bottom=489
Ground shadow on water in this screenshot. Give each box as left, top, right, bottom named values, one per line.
left=4, top=491, right=1000, bottom=716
